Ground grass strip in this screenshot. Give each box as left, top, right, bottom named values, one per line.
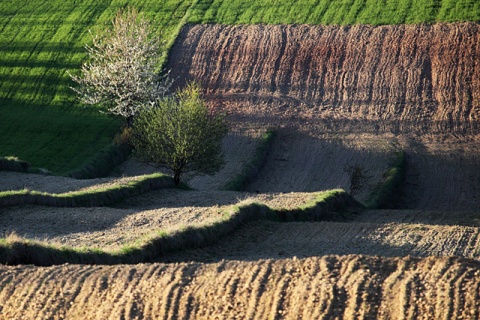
left=0, top=189, right=362, bottom=265
left=365, top=151, right=407, bottom=209
left=222, top=129, right=276, bottom=191
left=0, top=173, right=174, bottom=208
left=0, top=157, right=31, bottom=173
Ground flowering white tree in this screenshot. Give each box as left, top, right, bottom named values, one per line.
left=69, top=7, right=171, bottom=126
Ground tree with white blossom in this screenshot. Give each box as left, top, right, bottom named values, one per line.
left=69, top=7, right=171, bottom=126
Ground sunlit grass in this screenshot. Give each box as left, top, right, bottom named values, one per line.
left=188, top=0, right=480, bottom=25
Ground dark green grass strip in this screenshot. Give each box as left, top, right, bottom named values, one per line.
left=0, top=157, right=30, bottom=173
left=0, top=173, right=174, bottom=208
left=0, top=189, right=361, bottom=265
left=365, top=151, right=407, bottom=209
left=67, top=143, right=132, bottom=179
left=222, top=129, right=276, bottom=191
left=0, top=0, right=195, bottom=174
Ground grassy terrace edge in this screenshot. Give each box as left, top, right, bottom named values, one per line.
left=0, top=173, right=174, bottom=208
left=365, top=151, right=407, bottom=209
left=222, top=129, right=276, bottom=191
left=0, top=189, right=361, bottom=265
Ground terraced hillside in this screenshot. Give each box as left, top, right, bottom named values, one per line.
left=2, top=2, right=480, bottom=318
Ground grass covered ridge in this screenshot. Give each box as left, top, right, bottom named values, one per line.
left=365, top=151, right=407, bottom=209
left=0, top=189, right=360, bottom=265
left=0, top=173, right=174, bottom=208
left=222, top=129, right=276, bottom=191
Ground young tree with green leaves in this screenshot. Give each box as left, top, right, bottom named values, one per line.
left=131, top=83, right=228, bottom=185
left=69, top=7, right=171, bottom=127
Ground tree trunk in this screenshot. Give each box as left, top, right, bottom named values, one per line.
left=126, top=116, right=134, bottom=128
left=173, top=170, right=181, bottom=185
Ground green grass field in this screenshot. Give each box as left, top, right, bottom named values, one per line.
left=1, top=0, right=478, bottom=174
left=189, top=0, right=480, bottom=25
left=0, top=0, right=195, bottom=174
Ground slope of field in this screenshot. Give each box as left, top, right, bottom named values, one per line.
left=246, top=129, right=395, bottom=201
left=162, top=209, right=480, bottom=262
left=1, top=255, right=479, bottom=319
left=169, top=23, right=480, bottom=123
left=189, top=0, right=480, bottom=25
left=0, top=0, right=195, bottom=173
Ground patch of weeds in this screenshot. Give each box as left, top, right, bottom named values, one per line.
left=344, top=163, right=372, bottom=197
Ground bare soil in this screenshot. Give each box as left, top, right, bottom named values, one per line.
left=1, top=255, right=479, bottom=319
left=162, top=209, right=480, bottom=262
left=169, top=23, right=480, bottom=122
left=0, top=189, right=319, bottom=250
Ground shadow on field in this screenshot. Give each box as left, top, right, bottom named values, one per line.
left=0, top=189, right=255, bottom=240
left=154, top=220, right=429, bottom=263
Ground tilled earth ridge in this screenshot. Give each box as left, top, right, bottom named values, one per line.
left=1, top=255, right=479, bottom=319
left=168, top=23, right=480, bottom=122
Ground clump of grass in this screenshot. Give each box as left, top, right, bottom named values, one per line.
left=222, top=129, right=276, bottom=191
left=365, top=151, right=407, bottom=209
left=0, top=173, right=174, bottom=208
left=0, top=157, right=30, bottom=173
left=0, top=189, right=360, bottom=265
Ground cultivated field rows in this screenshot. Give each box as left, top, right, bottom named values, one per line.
left=169, top=23, right=480, bottom=122
left=1, top=255, right=479, bottom=319
left=0, top=189, right=322, bottom=250
left=2, top=21, right=480, bottom=318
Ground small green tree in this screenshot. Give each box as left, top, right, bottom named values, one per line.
left=131, top=83, right=228, bottom=185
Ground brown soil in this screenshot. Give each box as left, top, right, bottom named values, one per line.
left=1, top=255, right=479, bottom=319
left=169, top=23, right=480, bottom=122
left=246, top=129, right=395, bottom=202
left=162, top=209, right=480, bottom=262
left=168, top=23, right=480, bottom=210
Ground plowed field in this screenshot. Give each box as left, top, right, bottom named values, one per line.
left=161, top=210, right=480, bottom=262
left=169, top=23, right=480, bottom=122
left=1, top=255, right=480, bottom=319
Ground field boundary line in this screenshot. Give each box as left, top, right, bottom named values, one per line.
left=0, top=173, right=174, bottom=208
